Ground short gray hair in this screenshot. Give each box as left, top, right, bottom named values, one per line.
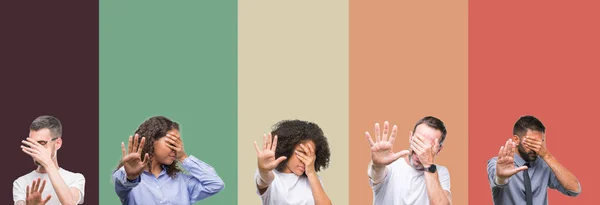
left=30, top=115, right=62, bottom=138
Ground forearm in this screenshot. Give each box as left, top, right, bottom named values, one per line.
left=307, top=173, right=332, bottom=205
left=183, top=156, right=225, bottom=198
left=368, top=161, right=387, bottom=184
left=46, top=165, right=77, bottom=205
left=257, top=169, right=275, bottom=189
left=543, top=154, right=581, bottom=192
left=113, top=168, right=138, bottom=201
left=424, top=172, right=451, bottom=205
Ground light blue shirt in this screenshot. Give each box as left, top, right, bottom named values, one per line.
left=113, top=155, right=224, bottom=205
left=487, top=153, right=580, bottom=205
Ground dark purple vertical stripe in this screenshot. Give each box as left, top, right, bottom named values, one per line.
left=1, top=1, right=98, bottom=204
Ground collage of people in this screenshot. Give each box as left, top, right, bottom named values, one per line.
left=3, top=0, right=598, bottom=205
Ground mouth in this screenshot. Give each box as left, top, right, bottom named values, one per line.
left=298, top=166, right=305, bottom=173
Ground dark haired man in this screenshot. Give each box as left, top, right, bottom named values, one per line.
left=14, top=116, right=85, bottom=205
left=366, top=116, right=451, bottom=205
left=487, top=115, right=581, bottom=205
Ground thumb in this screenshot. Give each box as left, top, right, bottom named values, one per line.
left=43, top=194, right=52, bottom=202
left=273, top=156, right=287, bottom=166
left=511, top=166, right=528, bottom=175
left=392, top=150, right=410, bottom=161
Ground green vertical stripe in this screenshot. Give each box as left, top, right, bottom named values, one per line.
left=99, top=1, right=237, bottom=204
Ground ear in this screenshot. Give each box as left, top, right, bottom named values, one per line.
left=55, top=138, right=63, bottom=150
left=512, top=135, right=520, bottom=146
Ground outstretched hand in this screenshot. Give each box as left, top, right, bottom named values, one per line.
left=254, top=133, right=287, bottom=172
left=121, top=134, right=149, bottom=180
left=366, top=121, right=410, bottom=167
left=496, top=139, right=528, bottom=181
left=26, top=178, right=52, bottom=205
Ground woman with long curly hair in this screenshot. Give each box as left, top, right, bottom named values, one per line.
left=112, top=116, right=224, bottom=204
left=254, top=120, right=332, bottom=205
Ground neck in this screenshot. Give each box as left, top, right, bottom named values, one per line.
left=147, top=159, right=163, bottom=178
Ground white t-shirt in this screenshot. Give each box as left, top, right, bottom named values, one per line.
left=13, top=168, right=85, bottom=205
left=255, top=170, right=324, bottom=205
left=369, top=158, right=450, bottom=205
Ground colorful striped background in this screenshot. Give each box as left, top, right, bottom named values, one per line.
left=3, top=0, right=599, bottom=204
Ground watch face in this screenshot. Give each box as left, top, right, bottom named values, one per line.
left=428, top=164, right=437, bottom=173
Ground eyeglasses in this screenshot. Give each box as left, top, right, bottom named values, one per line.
left=37, top=138, right=58, bottom=146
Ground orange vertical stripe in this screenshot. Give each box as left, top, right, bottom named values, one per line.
left=349, top=1, right=468, bottom=204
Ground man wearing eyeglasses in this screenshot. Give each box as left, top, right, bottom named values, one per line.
left=13, top=116, right=85, bottom=205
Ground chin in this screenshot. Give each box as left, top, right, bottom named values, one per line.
left=162, top=159, right=175, bottom=166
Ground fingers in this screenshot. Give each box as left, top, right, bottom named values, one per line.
left=21, top=146, right=38, bottom=156
left=507, top=139, right=515, bottom=157
left=375, top=123, right=381, bottom=142
left=296, top=152, right=308, bottom=164
left=382, top=121, right=389, bottom=142
left=511, top=166, right=529, bottom=175
left=271, top=135, right=278, bottom=151
left=34, top=178, right=41, bottom=193
left=166, top=134, right=181, bottom=146
left=410, top=143, right=421, bottom=154
left=133, top=134, right=139, bottom=153
left=498, top=145, right=504, bottom=158
left=411, top=135, right=426, bottom=151
left=166, top=143, right=180, bottom=152
left=253, top=141, right=261, bottom=154
left=501, top=139, right=510, bottom=158
left=26, top=185, right=29, bottom=199
left=262, top=134, right=268, bottom=150
left=141, top=153, right=149, bottom=164
left=165, top=137, right=178, bottom=148
left=389, top=125, right=398, bottom=144
left=21, top=140, right=36, bottom=149
left=523, top=136, right=542, bottom=149
left=365, top=132, right=375, bottom=147
left=43, top=195, right=52, bottom=203
left=128, top=135, right=133, bottom=154
left=121, top=142, right=126, bottom=158
left=273, top=156, right=287, bottom=166
left=299, top=144, right=309, bottom=155
left=307, top=143, right=315, bottom=155
left=39, top=179, right=47, bottom=194
left=137, top=137, right=146, bottom=154
left=267, top=133, right=273, bottom=151
left=25, top=138, right=42, bottom=149
left=392, top=150, right=410, bottom=161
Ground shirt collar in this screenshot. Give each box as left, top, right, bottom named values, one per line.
left=143, top=165, right=168, bottom=177
left=513, top=152, right=537, bottom=167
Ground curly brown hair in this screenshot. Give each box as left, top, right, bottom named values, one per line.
left=272, top=120, right=331, bottom=173
left=117, top=116, right=182, bottom=178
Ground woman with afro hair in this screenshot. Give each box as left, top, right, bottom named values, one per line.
left=113, top=116, right=224, bottom=204
left=254, top=120, right=332, bottom=205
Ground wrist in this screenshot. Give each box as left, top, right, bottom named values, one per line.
left=541, top=151, right=552, bottom=160
left=371, top=161, right=387, bottom=170
left=178, top=152, right=188, bottom=161
left=495, top=174, right=509, bottom=185
left=126, top=174, right=139, bottom=181
left=44, top=161, right=57, bottom=171
left=305, top=171, right=317, bottom=178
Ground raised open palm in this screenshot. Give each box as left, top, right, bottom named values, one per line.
left=121, top=134, right=149, bottom=180
left=496, top=139, right=528, bottom=179
left=254, top=133, right=287, bottom=171
left=367, top=121, right=410, bottom=166
left=26, top=178, right=51, bottom=205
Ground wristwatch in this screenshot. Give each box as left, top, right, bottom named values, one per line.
left=425, top=164, right=437, bottom=173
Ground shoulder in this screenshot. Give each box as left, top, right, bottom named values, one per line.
left=60, top=168, right=85, bottom=180
left=14, top=171, right=35, bottom=185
